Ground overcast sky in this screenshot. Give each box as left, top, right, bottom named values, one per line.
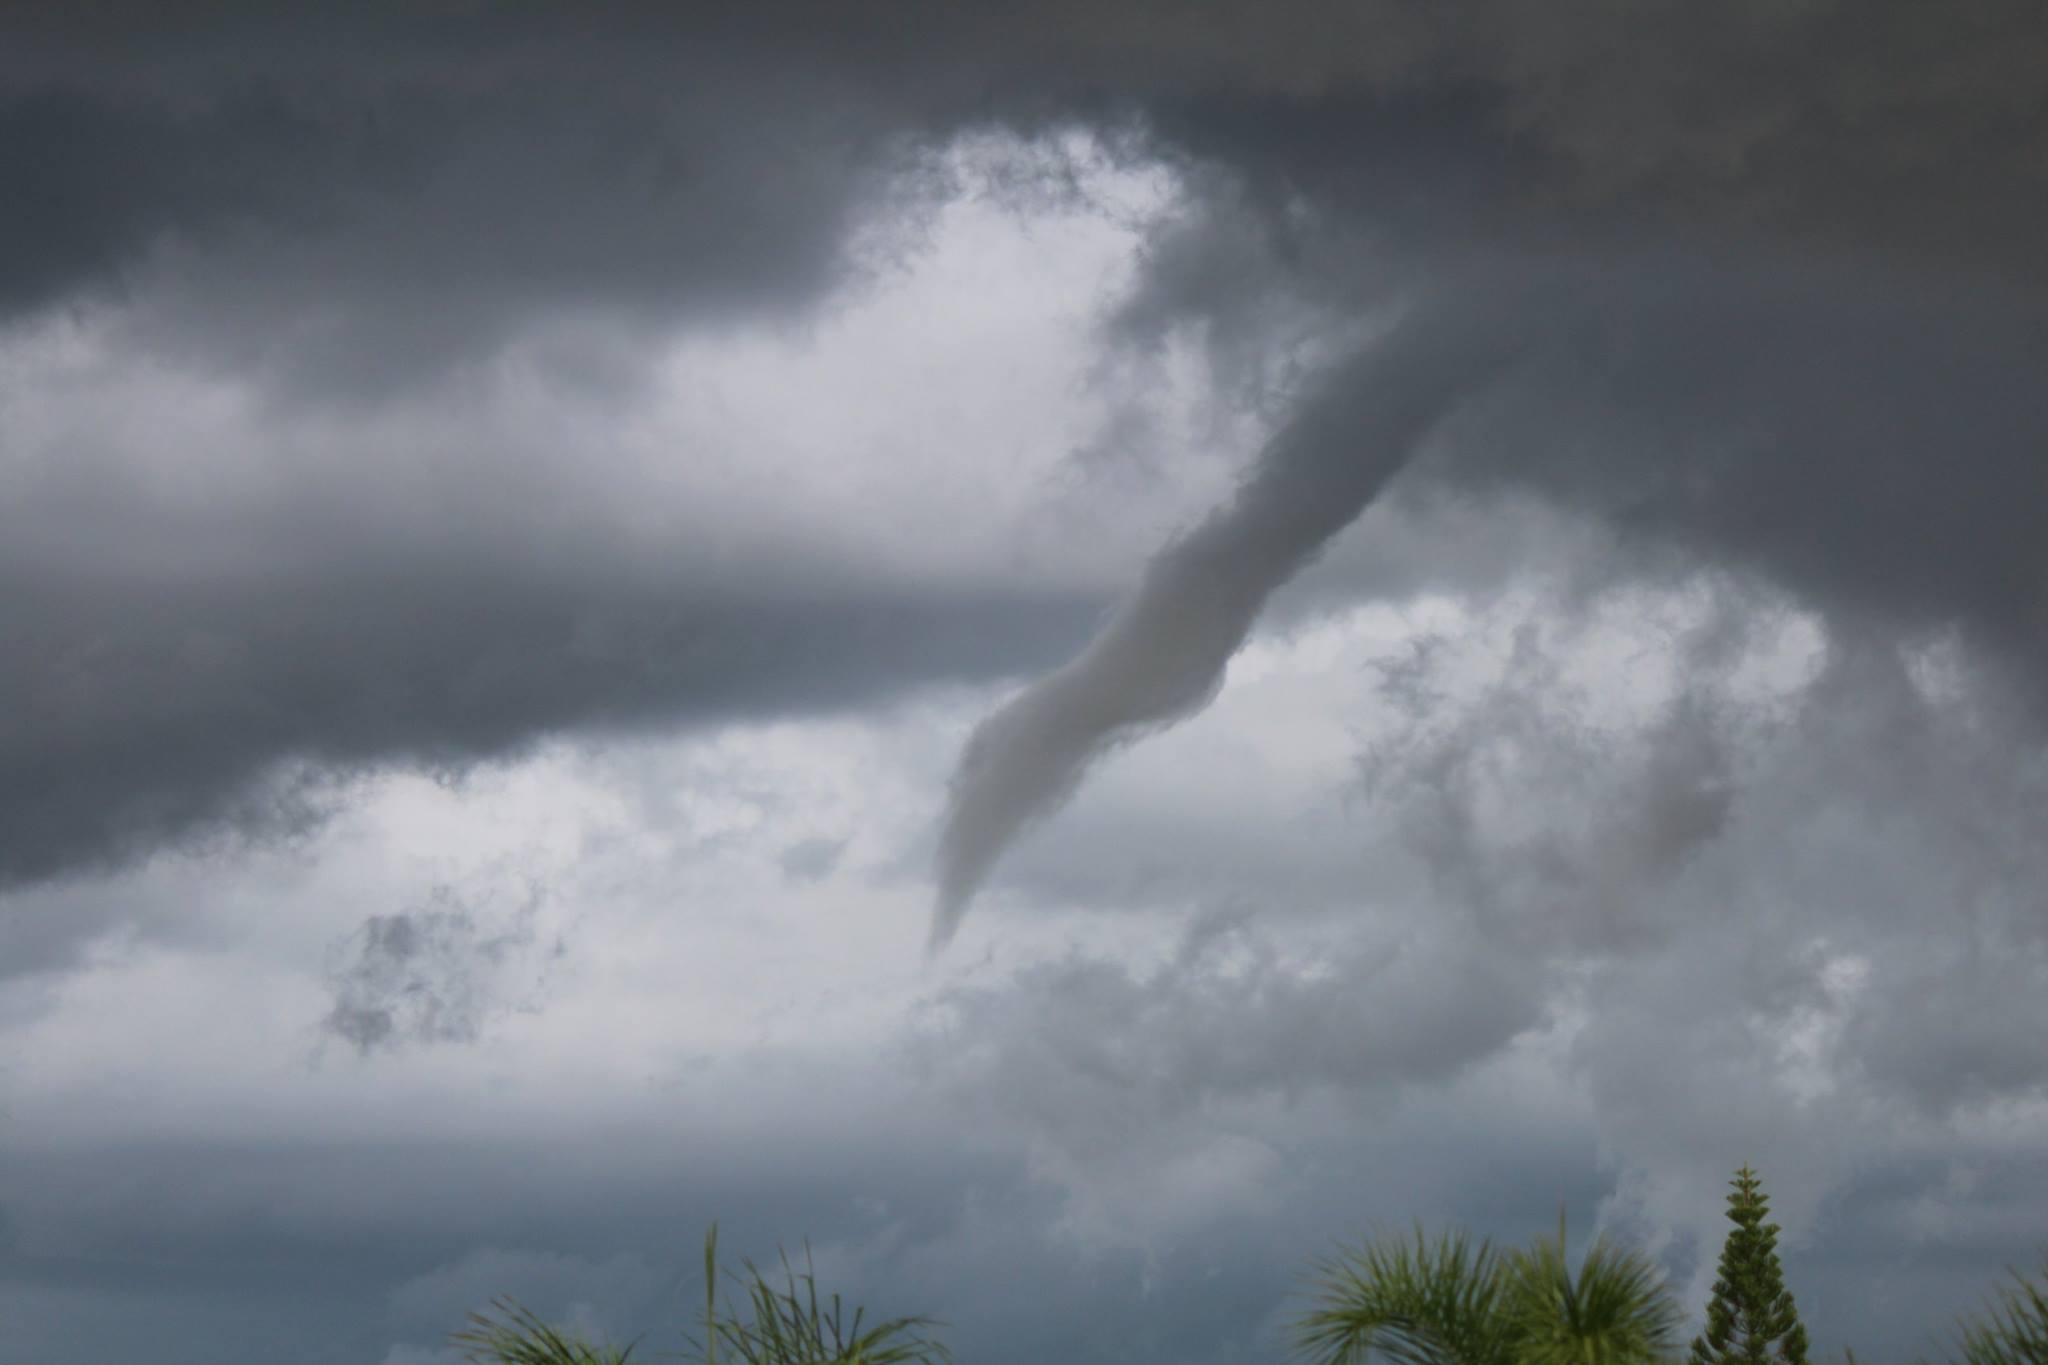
left=4, top=4, right=2048, bottom=1362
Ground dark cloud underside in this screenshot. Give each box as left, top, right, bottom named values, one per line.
left=2, top=577, right=1095, bottom=887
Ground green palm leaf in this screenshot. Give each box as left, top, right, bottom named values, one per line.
left=692, top=1224, right=952, bottom=1365
left=1948, top=1258, right=2048, bottom=1365
left=1292, top=1224, right=1516, bottom=1365
left=1502, top=1217, right=1684, bottom=1365
left=450, top=1296, right=638, bottom=1365
left=1291, top=1216, right=1682, bottom=1365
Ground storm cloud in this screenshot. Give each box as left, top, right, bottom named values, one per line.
left=4, top=3, right=2048, bottom=1363
left=5, top=0, right=2045, bottom=885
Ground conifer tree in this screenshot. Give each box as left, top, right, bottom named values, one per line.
left=1690, top=1166, right=1810, bottom=1365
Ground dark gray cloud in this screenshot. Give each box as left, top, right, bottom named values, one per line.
left=10, top=1, right=2045, bottom=321
left=105, top=82, right=909, bottom=402
left=2, top=569, right=1094, bottom=889
left=0, top=12, right=919, bottom=378
left=1413, top=258, right=2048, bottom=690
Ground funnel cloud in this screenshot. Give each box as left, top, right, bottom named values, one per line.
left=932, top=287, right=1545, bottom=947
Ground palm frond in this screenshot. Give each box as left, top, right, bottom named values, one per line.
left=1950, top=1258, right=2048, bottom=1365
left=450, top=1295, right=638, bottom=1365
left=1291, top=1223, right=1514, bottom=1365
left=1501, top=1215, right=1683, bottom=1365
left=690, top=1224, right=952, bottom=1365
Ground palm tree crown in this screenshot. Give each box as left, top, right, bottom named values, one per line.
left=1293, top=1217, right=1683, bottom=1365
